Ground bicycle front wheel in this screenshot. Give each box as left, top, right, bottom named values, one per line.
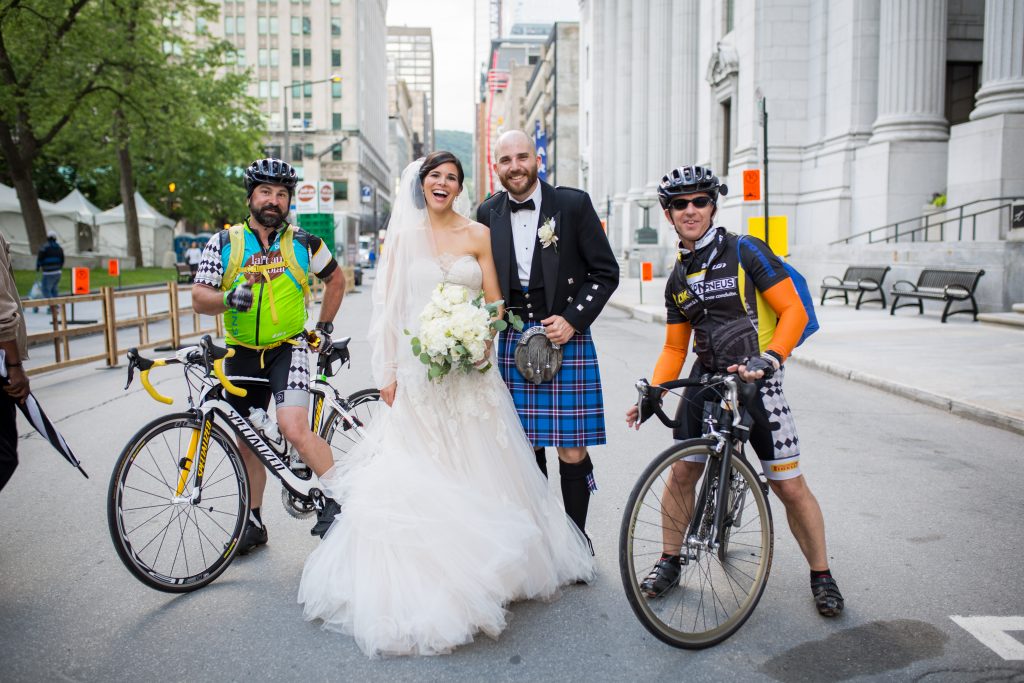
left=107, top=413, right=249, bottom=592
left=320, top=388, right=381, bottom=459
left=619, top=439, right=773, bottom=649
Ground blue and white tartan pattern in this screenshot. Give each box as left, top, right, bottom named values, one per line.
left=497, top=323, right=607, bottom=448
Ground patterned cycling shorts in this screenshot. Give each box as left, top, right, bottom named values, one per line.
left=224, top=340, right=311, bottom=414
left=673, top=364, right=802, bottom=481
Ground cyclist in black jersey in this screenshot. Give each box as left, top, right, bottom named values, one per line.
left=625, top=165, right=844, bottom=618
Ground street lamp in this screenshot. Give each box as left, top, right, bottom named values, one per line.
left=635, top=196, right=659, bottom=245
left=282, top=74, right=341, bottom=164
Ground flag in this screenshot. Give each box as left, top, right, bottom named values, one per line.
left=534, top=120, right=548, bottom=182
left=0, top=350, right=88, bottom=479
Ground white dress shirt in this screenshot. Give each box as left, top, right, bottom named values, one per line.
left=510, top=183, right=544, bottom=289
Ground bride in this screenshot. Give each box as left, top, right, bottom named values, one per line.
left=298, top=153, right=596, bottom=656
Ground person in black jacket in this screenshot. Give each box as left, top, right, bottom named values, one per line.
left=36, top=230, right=65, bottom=302
left=476, top=130, right=619, bottom=544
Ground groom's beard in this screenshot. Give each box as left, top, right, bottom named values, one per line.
left=499, top=166, right=538, bottom=197
left=250, top=201, right=287, bottom=229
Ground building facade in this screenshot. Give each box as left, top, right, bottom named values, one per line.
left=523, top=22, right=580, bottom=188
left=386, top=26, right=435, bottom=157
left=206, top=0, right=390, bottom=262
left=579, top=0, right=1024, bottom=302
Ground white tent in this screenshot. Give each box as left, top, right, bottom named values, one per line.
left=0, top=183, right=80, bottom=256
left=95, top=192, right=175, bottom=267
left=53, top=189, right=102, bottom=254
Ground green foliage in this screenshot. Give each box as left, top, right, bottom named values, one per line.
left=434, top=130, right=474, bottom=183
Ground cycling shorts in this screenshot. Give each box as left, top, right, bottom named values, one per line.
left=672, top=362, right=802, bottom=481
left=224, top=340, right=311, bottom=415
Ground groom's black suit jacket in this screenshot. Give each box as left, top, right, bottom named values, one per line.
left=476, top=181, right=619, bottom=333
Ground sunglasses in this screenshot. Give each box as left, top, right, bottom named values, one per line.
left=669, top=196, right=714, bottom=211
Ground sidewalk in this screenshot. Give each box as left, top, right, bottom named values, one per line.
left=609, top=276, right=1024, bottom=437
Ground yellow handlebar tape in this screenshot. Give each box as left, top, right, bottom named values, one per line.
left=140, top=360, right=173, bottom=405
left=213, top=357, right=247, bottom=397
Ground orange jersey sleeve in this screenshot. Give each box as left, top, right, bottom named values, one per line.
left=652, top=322, right=691, bottom=386
left=761, top=279, right=808, bottom=361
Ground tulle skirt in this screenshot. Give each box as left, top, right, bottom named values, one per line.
left=297, top=366, right=596, bottom=657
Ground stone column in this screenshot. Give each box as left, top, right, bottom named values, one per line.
left=646, top=0, right=672, bottom=186
left=971, top=0, right=1024, bottom=119
left=870, top=0, right=948, bottom=142
left=668, top=0, right=699, bottom=170
left=611, top=0, right=632, bottom=254
left=628, top=0, right=650, bottom=198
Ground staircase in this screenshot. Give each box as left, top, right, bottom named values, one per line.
left=978, top=303, right=1024, bottom=329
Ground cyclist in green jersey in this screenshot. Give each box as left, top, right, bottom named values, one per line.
left=192, top=158, right=345, bottom=553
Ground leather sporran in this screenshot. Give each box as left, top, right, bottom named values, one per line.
left=514, top=326, right=563, bottom=384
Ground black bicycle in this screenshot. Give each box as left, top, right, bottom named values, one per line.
left=107, top=334, right=380, bottom=592
left=620, top=373, right=774, bottom=648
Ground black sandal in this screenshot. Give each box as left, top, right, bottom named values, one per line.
left=811, top=575, right=845, bottom=617
left=640, top=556, right=681, bottom=598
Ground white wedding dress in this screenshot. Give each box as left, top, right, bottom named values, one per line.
left=298, top=252, right=596, bottom=657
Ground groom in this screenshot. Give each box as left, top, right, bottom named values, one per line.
left=477, top=130, right=619, bottom=542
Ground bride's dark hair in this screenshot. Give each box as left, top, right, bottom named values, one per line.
left=418, top=151, right=464, bottom=189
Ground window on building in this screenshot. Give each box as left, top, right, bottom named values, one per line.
left=196, top=17, right=208, bottom=34
left=266, top=145, right=282, bottom=158
left=270, top=49, right=279, bottom=66
left=331, top=18, right=341, bottom=36
left=292, top=144, right=304, bottom=160
left=291, top=83, right=301, bottom=98
left=303, top=48, right=311, bottom=65
left=258, top=49, right=268, bottom=66
left=945, top=62, right=980, bottom=126
left=303, top=17, right=312, bottom=34
left=259, top=80, right=269, bottom=98
left=333, top=180, right=348, bottom=200
left=720, top=98, right=732, bottom=173
left=332, top=144, right=343, bottom=161
left=332, top=81, right=342, bottom=98
left=332, top=112, right=342, bottom=130
left=270, top=81, right=280, bottom=98
left=235, top=16, right=245, bottom=34
left=292, top=49, right=300, bottom=66
left=269, top=16, right=278, bottom=34
left=332, top=49, right=341, bottom=68
left=291, top=17, right=300, bottom=34
left=303, top=82, right=312, bottom=97
left=258, top=16, right=268, bottom=34
left=235, top=50, right=246, bottom=66
left=224, top=16, right=234, bottom=34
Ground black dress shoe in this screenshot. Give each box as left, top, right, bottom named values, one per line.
left=236, top=522, right=268, bottom=555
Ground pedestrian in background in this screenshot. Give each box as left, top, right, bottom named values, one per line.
left=184, top=240, right=203, bottom=280
left=1, top=231, right=30, bottom=492
left=36, top=230, right=64, bottom=301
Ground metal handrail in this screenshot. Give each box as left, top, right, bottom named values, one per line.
left=831, top=196, right=1024, bottom=245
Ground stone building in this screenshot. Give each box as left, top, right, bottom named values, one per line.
left=579, top=0, right=1024, bottom=309
left=523, top=23, right=580, bottom=188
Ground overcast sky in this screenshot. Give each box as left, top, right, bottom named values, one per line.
left=385, top=0, right=579, bottom=133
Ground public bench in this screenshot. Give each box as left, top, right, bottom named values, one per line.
left=820, top=265, right=891, bottom=309
left=889, top=268, right=985, bottom=323
left=175, top=263, right=193, bottom=284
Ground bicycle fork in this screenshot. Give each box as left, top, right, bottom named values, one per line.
left=173, top=412, right=213, bottom=505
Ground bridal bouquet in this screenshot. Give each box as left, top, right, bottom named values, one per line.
left=408, top=283, right=522, bottom=381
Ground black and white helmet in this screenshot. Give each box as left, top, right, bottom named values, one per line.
left=657, top=165, right=728, bottom=208
left=244, top=158, right=298, bottom=198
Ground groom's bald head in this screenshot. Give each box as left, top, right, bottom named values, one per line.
left=492, top=130, right=540, bottom=199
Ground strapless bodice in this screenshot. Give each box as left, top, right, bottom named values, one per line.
left=438, top=253, right=482, bottom=291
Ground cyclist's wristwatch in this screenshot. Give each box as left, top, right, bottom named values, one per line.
left=315, top=321, right=334, bottom=334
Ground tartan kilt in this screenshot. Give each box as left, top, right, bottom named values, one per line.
left=497, top=323, right=607, bottom=448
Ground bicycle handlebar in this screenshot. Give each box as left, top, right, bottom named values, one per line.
left=636, top=373, right=758, bottom=430
left=125, top=335, right=248, bottom=404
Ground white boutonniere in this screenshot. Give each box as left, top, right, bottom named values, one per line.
left=538, top=217, right=558, bottom=251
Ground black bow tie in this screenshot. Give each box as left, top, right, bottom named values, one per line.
left=509, top=198, right=535, bottom=213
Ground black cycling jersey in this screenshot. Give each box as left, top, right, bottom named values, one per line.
left=664, top=226, right=788, bottom=370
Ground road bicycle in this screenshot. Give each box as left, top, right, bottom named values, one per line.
left=620, top=373, right=774, bottom=648
left=106, top=334, right=380, bottom=592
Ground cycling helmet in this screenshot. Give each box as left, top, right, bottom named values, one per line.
left=657, top=165, right=728, bottom=208
left=245, top=158, right=298, bottom=198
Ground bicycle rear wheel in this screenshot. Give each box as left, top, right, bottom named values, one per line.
left=619, top=439, right=773, bottom=648
left=107, top=413, right=249, bottom=592
left=320, top=388, right=381, bottom=459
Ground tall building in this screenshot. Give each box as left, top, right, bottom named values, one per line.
left=204, top=0, right=390, bottom=263
left=580, top=0, right=1024, bottom=310
left=523, top=22, right=580, bottom=187
left=386, top=27, right=435, bottom=156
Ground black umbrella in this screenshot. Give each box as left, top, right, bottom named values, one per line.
left=0, top=354, right=88, bottom=479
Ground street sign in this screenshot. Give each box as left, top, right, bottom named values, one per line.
left=318, top=181, right=334, bottom=213
left=295, top=181, right=318, bottom=214
left=72, top=267, right=89, bottom=294
left=107, top=259, right=119, bottom=277
left=1012, top=204, right=1024, bottom=229
left=360, top=184, right=373, bottom=204
left=743, top=170, right=761, bottom=201
left=641, top=262, right=653, bottom=282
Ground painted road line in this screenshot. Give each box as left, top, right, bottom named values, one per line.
left=951, top=616, right=1024, bottom=660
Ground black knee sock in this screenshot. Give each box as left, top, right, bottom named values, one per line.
left=534, top=447, right=548, bottom=478
left=559, top=454, right=594, bottom=533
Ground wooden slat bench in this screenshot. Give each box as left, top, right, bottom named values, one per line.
left=820, top=265, right=891, bottom=309
left=889, top=268, right=985, bottom=323
left=175, top=263, right=193, bottom=284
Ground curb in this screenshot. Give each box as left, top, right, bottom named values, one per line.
left=608, top=299, right=1024, bottom=438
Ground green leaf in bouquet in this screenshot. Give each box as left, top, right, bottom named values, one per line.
left=491, top=319, right=508, bottom=332
left=403, top=328, right=411, bottom=335
left=419, top=352, right=432, bottom=365
left=507, top=310, right=525, bottom=332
